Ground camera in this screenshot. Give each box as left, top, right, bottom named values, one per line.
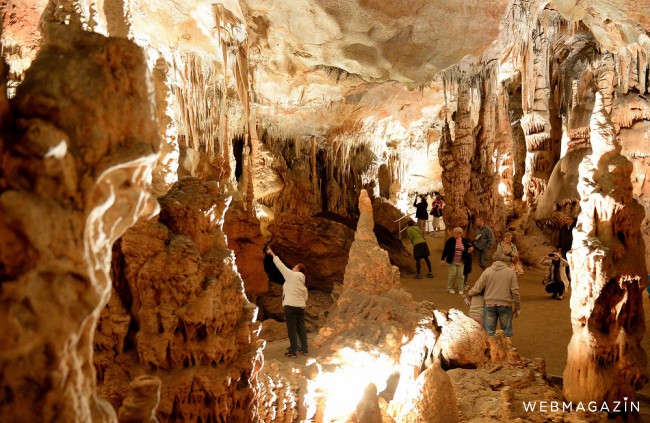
left=547, top=253, right=555, bottom=257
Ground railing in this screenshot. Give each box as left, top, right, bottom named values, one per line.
left=395, top=213, right=442, bottom=238
left=394, top=213, right=417, bottom=238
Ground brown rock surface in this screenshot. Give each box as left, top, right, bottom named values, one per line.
left=433, top=309, right=490, bottom=369
left=372, top=196, right=409, bottom=236
left=223, top=200, right=268, bottom=296
left=267, top=213, right=354, bottom=292
left=95, top=178, right=263, bottom=422
left=0, top=26, right=159, bottom=422
left=259, top=319, right=288, bottom=342
left=563, top=91, right=648, bottom=407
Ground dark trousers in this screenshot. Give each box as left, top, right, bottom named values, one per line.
left=284, top=305, right=308, bottom=353
left=545, top=281, right=565, bottom=295
left=416, top=257, right=432, bottom=274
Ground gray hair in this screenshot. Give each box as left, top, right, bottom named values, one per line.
left=453, top=227, right=463, bottom=235
left=492, top=252, right=507, bottom=262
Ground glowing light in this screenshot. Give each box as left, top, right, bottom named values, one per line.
left=498, top=181, right=509, bottom=197
left=313, top=347, right=396, bottom=422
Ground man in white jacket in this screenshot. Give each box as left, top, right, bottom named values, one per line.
left=464, top=252, right=521, bottom=337
left=267, top=247, right=309, bottom=358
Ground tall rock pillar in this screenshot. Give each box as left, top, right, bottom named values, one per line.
left=0, top=27, right=159, bottom=422
left=563, top=92, right=648, bottom=407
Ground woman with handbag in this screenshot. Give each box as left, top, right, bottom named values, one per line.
left=496, top=232, right=523, bottom=275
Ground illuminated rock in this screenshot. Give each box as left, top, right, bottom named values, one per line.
left=563, top=92, right=648, bottom=407
left=95, top=178, right=263, bottom=422
left=0, top=26, right=159, bottom=421
left=433, top=309, right=489, bottom=368
left=397, top=364, right=459, bottom=423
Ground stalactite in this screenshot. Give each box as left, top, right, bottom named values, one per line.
left=103, top=0, right=132, bottom=38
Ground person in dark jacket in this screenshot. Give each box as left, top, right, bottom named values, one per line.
left=441, top=227, right=473, bottom=294
left=413, top=194, right=429, bottom=235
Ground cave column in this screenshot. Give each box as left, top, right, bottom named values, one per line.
left=439, top=81, right=474, bottom=231
left=519, top=18, right=563, bottom=211
left=563, top=91, right=648, bottom=407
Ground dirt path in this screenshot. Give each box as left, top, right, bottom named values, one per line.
left=400, top=233, right=650, bottom=393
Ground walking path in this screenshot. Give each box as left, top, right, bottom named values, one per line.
left=265, top=231, right=650, bottom=400
left=401, top=232, right=650, bottom=393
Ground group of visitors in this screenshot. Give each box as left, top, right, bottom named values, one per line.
left=412, top=193, right=445, bottom=236
left=405, top=211, right=572, bottom=338
left=265, top=199, right=573, bottom=356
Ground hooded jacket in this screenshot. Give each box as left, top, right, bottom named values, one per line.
left=467, top=261, right=521, bottom=312
left=273, top=256, right=308, bottom=307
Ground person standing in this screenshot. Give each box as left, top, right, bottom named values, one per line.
left=441, top=227, right=473, bottom=294
left=430, top=195, right=445, bottom=237
left=266, top=246, right=309, bottom=358
left=540, top=249, right=570, bottom=300
left=464, top=252, right=521, bottom=337
left=495, top=232, right=519, bottom=265
left=413, top=193, right=429, bottom=235
left=406, top=220, right=433, bottom=279
left=473, top=216, right=494, bottom=270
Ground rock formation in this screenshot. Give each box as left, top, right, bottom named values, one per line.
left=0, top=26, right=159, bottom=422
left=94, top=178, right=263, bottom=422
left=563, top=92, right=648, bottom=407
left=223, top=200, right=268, bottom=297
left=2, top=0, right=650, bottom=421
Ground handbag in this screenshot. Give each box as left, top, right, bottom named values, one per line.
left=511, top=258, right=524, bottom=276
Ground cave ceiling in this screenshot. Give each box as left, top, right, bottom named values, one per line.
left=3, top=0, right=650, bottom=143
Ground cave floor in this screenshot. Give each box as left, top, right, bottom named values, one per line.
left=399, top=233, right=650, bottom=399
left=264, top=233, right=650, bottom=397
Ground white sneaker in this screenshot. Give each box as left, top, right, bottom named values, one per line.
left=449, top=289, right=456, bottom=294
left=459, top=291, right=464, bottom=295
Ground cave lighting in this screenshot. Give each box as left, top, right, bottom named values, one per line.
left=498, top=181, right=509, bottom=197
left=313, top=347, right=396, bottom=422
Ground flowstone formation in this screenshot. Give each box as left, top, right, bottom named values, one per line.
left=564, top=92, right=648, bottom=407
left=0, top=26, right=159, bottom=422
left=94, top=178, right=263, bottom=422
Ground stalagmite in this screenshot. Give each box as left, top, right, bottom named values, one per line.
left=94, top=178, right=263, bottom=422
left=0, top=26, right=159, bottom=422
left=563, top=92, right=648, bottom=407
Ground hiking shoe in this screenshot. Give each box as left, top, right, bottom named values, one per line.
left=449, top=289, right=456, bottom=294
left=285, top=351, right=297, bottom=359
left=300, top=351, right=309, bottom=356
left=415, top=274, right=422, bottom=279
left=427, top=273, right=434, bottom=278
